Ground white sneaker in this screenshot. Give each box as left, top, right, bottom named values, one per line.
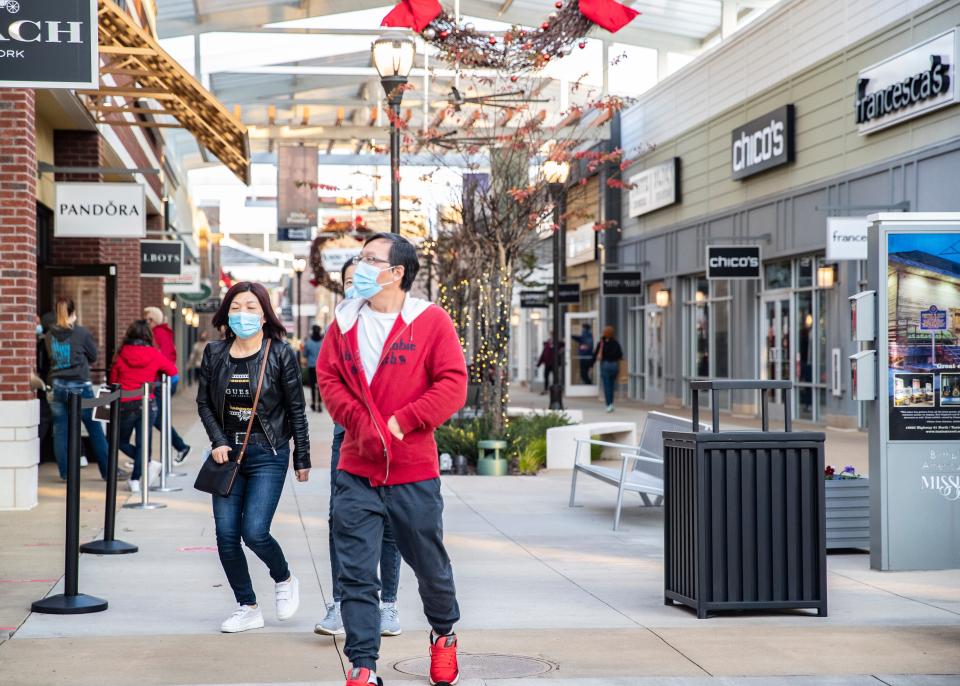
left=80, top=456, right=88, bottom=467
left=147, top=460, right=162, bottom=485
left=127, top=479, right=141, bottom=493
left=220, top=605, right=264, bottom=633
left=275, top=574, right=299, bottom=621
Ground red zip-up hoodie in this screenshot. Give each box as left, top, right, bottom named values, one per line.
left=110, top=342, right=178, bottom=403
left=317, top=296, right=467, bottom=486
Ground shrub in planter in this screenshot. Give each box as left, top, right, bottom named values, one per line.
left=518, top=436, right=547, bottom=475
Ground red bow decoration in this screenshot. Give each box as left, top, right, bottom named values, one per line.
left=381, top=0, right=442, bottom=32
left=578, top=0, right=639, bottom=33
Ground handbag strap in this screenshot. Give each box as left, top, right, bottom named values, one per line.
left=236, top=338, right=272, bottom=465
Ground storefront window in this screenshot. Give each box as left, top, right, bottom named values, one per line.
left=765, top=260, right=792, bottom=290
left=684, top=276, right=731, bottom=406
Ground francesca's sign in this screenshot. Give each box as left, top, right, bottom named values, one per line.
left=856, top=30, right=958, bottom=135
left=628, top=158, right=680, bottom=217
left=0, top=0, right=97, bottom=89
left=730, top=105, right=795, bottom=180
left=140, top=240, right=184, bottom=277
left=54, top=183, right=146, bottom=238
left=826, top=217, right=869, bottom=261
left=707, top=245, right=762, bottom=279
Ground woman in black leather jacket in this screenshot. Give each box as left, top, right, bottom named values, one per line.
left=197, top=281, right=310, bottom=634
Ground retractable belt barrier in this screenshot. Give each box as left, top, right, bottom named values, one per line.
left=152, top=374, right=183, bottom=492
left=31, top=392, right=109, bottom=615
left=123, top=382, right=166, bottom=510
left=80, top=384, right=138, bottom=556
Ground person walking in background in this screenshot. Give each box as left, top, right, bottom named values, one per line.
left=571, top=322, right=594, bottom=385
left=197, top=282, right=310, bottom=634
left=187, top=331, right=209, bottom=386
left=536, top=336, right=555, bottom=395
left=593, top=325, right=624, bottom=413
left=40, top=299, right=109, bottom=481
left=302, top=325, right=324, bottom=413
left=110, top=320, right=178, bottom=492
left=144, top=306, right=191, bottom=463
left=315, top=259, right=403, bottom=640
left=318, top=233, right=467, bottom=686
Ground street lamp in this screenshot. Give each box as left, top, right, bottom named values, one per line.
left=544, top=158, right=570, bottom=410
left=372, top=31, right=415, bottom=235
left=292, top=258, right=307, bottom=344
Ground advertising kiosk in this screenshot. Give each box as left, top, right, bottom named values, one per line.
left=866, top=214, right=960, bottom=570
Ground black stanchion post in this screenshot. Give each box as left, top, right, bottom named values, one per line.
left=81, top=386, right=138, bottom=555
left=32, top=392, right=108, bottom=614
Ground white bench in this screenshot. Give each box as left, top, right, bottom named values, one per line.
left=546, top=421, right=636, bottom=470
left=568, top=412, right=707, bottom=530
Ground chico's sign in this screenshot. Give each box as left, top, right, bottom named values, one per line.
left=731, top=105, right=795, bottom=180
left=707, top=245, right=762, bottom=279
left=0, top=0, right=97, bottom=89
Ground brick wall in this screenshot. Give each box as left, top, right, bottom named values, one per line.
left=0, top=89, right=37, bottom=402
left=141, top=213, right=164, bottom=312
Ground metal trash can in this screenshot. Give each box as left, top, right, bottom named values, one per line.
left=663, top=380, right=827, bottom=619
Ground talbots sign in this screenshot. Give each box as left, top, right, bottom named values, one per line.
left=0, top=0, right=98, bottom=89
left=141, top=241, right=184, bottom=277
left=54, top=183, right=146, bottom=238
left=730, top=105, right=795, bottom=180
left=856, top=29, right=958, bottom=135
left=707, top=245, right=762, bottom=280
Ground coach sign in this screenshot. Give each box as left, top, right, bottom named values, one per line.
left=730, top=105, right=795, bottom=180
left=0, top=0, right=98, bottom=89
left=54, top=183, right=146, bottom=238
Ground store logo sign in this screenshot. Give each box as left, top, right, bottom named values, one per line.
left=730, top=105, right=794, bottom=180
left=0, top=0, right=97, bottom=88
left=141, top=240, right=184, bottom=277
left=856, top=29, right=958, bottom=135
left=54, top=183, right=146, bottom=238
left=628, top=158, right=680, bottom=217
left=707, top=245, right=762, bottom=279
left=826, top=217, right=869, bottom=261
left=921, top=450, right=960, bottom=502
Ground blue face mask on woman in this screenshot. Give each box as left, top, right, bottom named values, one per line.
left=228, top=312, right=263, bottom=339
left=352, top=260, right=398, bottom=300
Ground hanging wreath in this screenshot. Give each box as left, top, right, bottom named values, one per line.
left=382, top=0, right=639, bottom=72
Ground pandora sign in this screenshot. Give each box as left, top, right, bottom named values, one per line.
left=730, top=105, right=795, bottom=180
left=0, top=0, right=97, bottom=89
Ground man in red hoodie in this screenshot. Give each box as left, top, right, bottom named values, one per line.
left=317, top=233, right=467, bottom=686
left=144, top=306, right=191, bottom=463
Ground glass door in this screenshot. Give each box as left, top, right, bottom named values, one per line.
left=643, top=306, right=665, bottom=405
left=564, top=310, right=599, bottom=397
left=761, top=294, right=792, bottom=417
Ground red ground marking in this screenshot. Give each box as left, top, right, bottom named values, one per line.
left=176, top=546, right=218, bottom=552
left=0, top=579, right=58, bottom=583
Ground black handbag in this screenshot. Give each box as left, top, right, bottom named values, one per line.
left=194, top=339, right=271, bottom=497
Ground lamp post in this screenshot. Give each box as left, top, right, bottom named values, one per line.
left=544, top=159, right=570, bottom=410
left=372, top=31, right=415, bottom=235
left=292, top=258, right=307, bottom=344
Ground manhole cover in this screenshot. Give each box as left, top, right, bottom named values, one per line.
left=393, top=653, right=554, bottom=679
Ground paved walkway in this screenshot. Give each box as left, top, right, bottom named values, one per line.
left=0, top=388, right=957, bottom=685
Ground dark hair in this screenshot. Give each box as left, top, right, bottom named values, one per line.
left=212, top=281, right=287, bottom=340
left=122, top=319, right=154, bottom=346
left=310, top=324, right=322, bottom=341
left=340, top=258, right=356, bottom=283
left=362, top=232, right=420, bottom=291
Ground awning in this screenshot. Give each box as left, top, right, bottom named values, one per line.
left=80, top=0, right=250, bottom=185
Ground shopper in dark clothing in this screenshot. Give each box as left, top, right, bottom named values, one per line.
left=41, top=299, right=109, bottom=481
left=110, top=320, right=178, bottom=492
left=536, top=337, right=555, bottom=395
left=593, top=325, right=624, bottom=412
left=197, top=281, right=310, bottom=634
left=572, top=323, right=594, bottom=385
left=303, top=325, right=323, bottom=412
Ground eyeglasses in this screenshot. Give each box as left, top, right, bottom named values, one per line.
left=351, top=255, right=392, bottom=267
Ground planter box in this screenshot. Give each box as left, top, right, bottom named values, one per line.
left=824, top=478, right=870, bottom=551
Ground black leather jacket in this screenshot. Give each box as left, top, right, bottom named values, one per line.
left=196, top=337, right=311, bottom=471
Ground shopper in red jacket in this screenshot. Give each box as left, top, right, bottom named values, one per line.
left=317, top=233, right=467, bottom=686
left=110, top=320, right=177, bottom=492
left=144, top=306, right=191, bottom=463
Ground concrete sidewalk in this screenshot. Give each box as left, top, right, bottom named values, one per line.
left=0, top=389, right=958, bottom=686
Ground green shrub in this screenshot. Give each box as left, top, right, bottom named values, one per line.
left=435, top=416, right=491, bottom=465
left=518, top=436, right=547, bottom=475
left=591, top=437, right=603, bottom=462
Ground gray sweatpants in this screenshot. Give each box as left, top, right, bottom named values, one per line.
left=332, top=471, right=460, bottom=671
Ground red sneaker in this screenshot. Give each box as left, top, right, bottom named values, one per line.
left=345, top=667, right=381, bottom=686
left=429, top=633, right=460, bottom=685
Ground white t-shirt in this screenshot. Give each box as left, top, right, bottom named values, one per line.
left=357, top=304, right=400, bottom=383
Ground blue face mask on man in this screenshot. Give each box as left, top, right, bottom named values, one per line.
left=228, top=311, right=263, bottom=339
left=352, top=260, right=398, bottom=300
left=344, top=284, right=359, bottom=299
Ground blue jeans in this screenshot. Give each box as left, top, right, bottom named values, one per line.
left=212, top=440, right=291, bottom=606
left=600, top=360, right=619, bottom=406
left=50, top=379, right=109, bottom=481
left=118, top=400, right=158, bottom=481
left=329, top=425, right=401, bottom=604
left=152, top=380, right=188, bottom=452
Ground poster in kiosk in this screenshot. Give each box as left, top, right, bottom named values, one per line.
left=866, top=213, right=960, bottom=571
